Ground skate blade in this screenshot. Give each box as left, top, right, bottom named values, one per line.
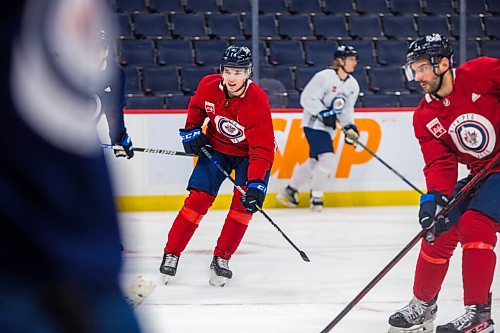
left=388, top=321, right=434, bottom=333
left=209, top=271, right=228, bottom=287
left=276, top=194, right=297, bottom=208
left=310, top=205, right=322, bottom=212
left=161, top=273, right=173, bottom=285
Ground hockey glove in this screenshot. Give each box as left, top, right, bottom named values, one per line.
left=114, top=132, right=134, bottom=159
left=179, top=127, right=209, bottom=156
left=419, top=190, right=450, bottom=236
left=319, top=109, right=337, bottom=128
left=241, top=180, right=267, bottom=213
left=343, top=124, right=359, bottom=146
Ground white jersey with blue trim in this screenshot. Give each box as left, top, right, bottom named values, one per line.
left=300, top=68, right=360, bottom=136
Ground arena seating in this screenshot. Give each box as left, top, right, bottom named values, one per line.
left=107, top=0, right=499, bottom=109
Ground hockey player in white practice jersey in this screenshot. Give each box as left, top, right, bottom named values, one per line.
left=276, top=45, right=360, bottom=211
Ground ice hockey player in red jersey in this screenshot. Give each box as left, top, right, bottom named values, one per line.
left=387, top=33, right=499, bottom=333
left=159, top=45, right=275, bottom=287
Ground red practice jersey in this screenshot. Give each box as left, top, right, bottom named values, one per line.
left=185, top=74, right=275, bottom=181
left=413, top=57, right=500, bottom=196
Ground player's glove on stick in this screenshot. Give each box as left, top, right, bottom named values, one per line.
left=241, top=180, right=267, bottom=213
left=419, top=190, right=450, bottom=237
left=179, top=127, right=209, bottom=156
left=343, top=124, right=359, bottom=146
left=319, top=109, right=337, bottom=128
left=114, top=132, right=134, bottom=159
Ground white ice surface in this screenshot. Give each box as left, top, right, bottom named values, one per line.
left=120, top=206, right=499, bottom=333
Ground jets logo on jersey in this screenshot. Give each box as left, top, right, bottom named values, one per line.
left=332, top=93, right=348, bottom=114
left=426, top=118, right=446, bottom=138
left=449, top=113, right=496, bottom=158
left=214, top=115, right=246, bottom=143
left=205, top=101, right=215, bottom=114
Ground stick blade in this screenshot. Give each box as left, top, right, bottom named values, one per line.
left=300, top=251, right=310, bottom=262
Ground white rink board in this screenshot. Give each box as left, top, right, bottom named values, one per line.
left=100, top=109, right=465, bottom=197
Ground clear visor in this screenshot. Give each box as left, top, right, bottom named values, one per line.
left=404, top=64, right=416, bottom=81
left=405, top=62, right=434, bottom=81
left=221, top=67, right=252, bottom=79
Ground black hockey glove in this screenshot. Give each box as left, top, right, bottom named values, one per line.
left=114, top=132, right=134, bottom=159
left=319, top=109, right=337, bottom=128
left=419, top=190, right=450, bottom=237
left=241, top=180, right=267, bottom=213
left=343, top=124, right=359, bottom=146
left=179, top=127, right=209, bottom=156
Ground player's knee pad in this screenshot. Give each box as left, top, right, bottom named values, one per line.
left=316, top=152, right=336, bottom=173
left=305, top=158, right=318, bottom=171
left=419, top=230, right=459, bottom=263
left=184, top=189, right=215, bottom=213
left=458, top=210, right=497, bottom=249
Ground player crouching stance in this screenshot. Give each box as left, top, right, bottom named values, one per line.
left=159, top=46, right=275, bottom=287
left=388, top=33, right=498, bottom=333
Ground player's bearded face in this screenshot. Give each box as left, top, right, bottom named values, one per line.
left=222, top=67, right=249, bottom=97
left=411, top=60, right=440, bottom=94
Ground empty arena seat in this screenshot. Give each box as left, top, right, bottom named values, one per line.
left=142, top=67, right=180, bottom=95
left=450, top=16, right=485, bottom=39
left=193, top=40, right=229, bottom=66
left=376, top=40, right=408, bottom=66
left=180, top=67, right=217, bottom=94
left=481, top=40, right=500, bottom=58
left=269, top=40, right=304, bottom=66
left=259, top=0, right=288, bottom=14
left=349, top=15, right=383, bottom=40
left=207, top=14, right=244, bottom=39
left=423, top=0, right=454, bottom=15
left=295, top=67, right=319, bottom=92
left=114, top=0, right=147, bottom=13
left=166, top=94, right=191, bottom=109
left=390, top=0, right=422, bottom=15
left=355, top=0, right=389, bottom=15
left=417, top=15, right=450, bottom=37
left=148, top=0, right=183, bottom=13
left=170, top=14, right=208, bottom=39
left=278, top=15, right=315, bottom=40
left=157, top=39, right=194, bottom=66
left=368, top=66, right=406, bottom=94
left=118, top=39, right=156, bottom=67
left=114, top=13, right=134, bottom=39
left=126, top=96, right=165, bottom=109
left=184, top=0, right=218, bottom=14
left=288, top=0, right=322, bottom=14
left=383, top=15, right=418, bottom=39
left=483, top=16, right=500, bottom=39
left=123, top=67, right=143, bottom=96
left=259, top=65, right=295, bottom=91
left=322, top=0, right=354, bottom=14
left=399, top=94, right=424, bottom=107
left=220, top=0, right=251, bottom=14
left=133, top=13, right=169, bottom=39
left=312, top=15, right=349, bottom=40
left=304, top=40, right=337, bottom=67
left=243, top=14, right=280, bottom=39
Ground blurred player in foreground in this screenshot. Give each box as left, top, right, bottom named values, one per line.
left=388, top=33, right=499, bottom=333
left=0, top=0, right=142, bottom=331
left=159, top=45, right=275, bottom=287
left=93, top=29, right=134, bottom=160
left=276, top=45, right=360, bottom=212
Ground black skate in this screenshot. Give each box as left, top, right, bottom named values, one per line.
left=276, top=185, right=299, bottom=208
left=310, top=190, right=324, bottom=212
left=159, top=253, right=179, bottom=285
left=209, top=256, right=232, bottom=287
left=436, top=299, right=494, bottom=333
left=388, top=296, right=438, bottom=333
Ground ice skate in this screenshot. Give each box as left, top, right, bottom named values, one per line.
left=159, top=253, right=179, bottom=285
left=388, top=296, right=438, bottom=333
left=209, top=256, right=232, bottom=287
left=276, top=185, right=299, bottom=208
left=310, top=190, right=324, bottom=212
left=436, top=298, right=494, bottom=333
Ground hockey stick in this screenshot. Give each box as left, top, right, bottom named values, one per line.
left=340, top=127, right=423, bottom=194
left=320, top=154, right=499, bottom=333
left=200, top=147, right=310, bottom=262
left=101, top=143, right=194, bottom=157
